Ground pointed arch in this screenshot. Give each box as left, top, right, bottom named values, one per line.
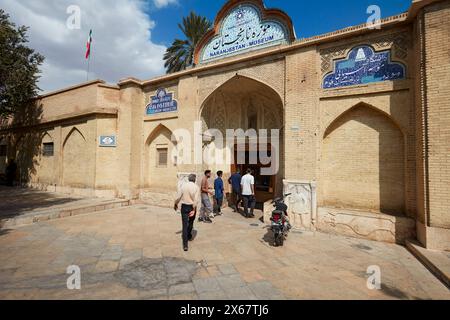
left=199, top=74, right=284, bottom=118
left=145, top=124, right=178, bottom=190
left=324, top=102, right=405, bottom=139
left=199, top=72, right=285, bottom=202
left=145, top=124, right=176, bottom=146
left=42, top=131, right=54, bottom=144
left=63, top=127, right=86, bottom=148
left=62, top=126, right=89, bottom=188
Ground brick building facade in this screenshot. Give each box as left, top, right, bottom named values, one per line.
left=1, top=0, right=449, bottom=250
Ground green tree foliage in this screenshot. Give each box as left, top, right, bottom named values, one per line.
left=163, top=11, right=211, bottom=74
left=0, top=9, right=44, bottom=118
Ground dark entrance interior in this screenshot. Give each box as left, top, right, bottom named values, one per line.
left=231, top=144, right=276, bottom=208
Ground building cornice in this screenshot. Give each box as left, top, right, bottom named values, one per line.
left=0, top=108, right=118, bottom=132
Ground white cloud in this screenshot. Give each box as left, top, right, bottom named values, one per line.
left=153, top=0, right=178, bottom=9
left=0, top=0, right=170, bottom=93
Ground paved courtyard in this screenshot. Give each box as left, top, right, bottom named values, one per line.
left=0, top=204, right=449, bottom=300
left=0, top=186, right=115, bottom=222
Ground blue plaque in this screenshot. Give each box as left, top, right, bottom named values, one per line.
left=99, top=135, right=117, bottom=147
left=323, top=46, right=406, bottom=89
left=146, top=88, right=178, bottom=115
left=200, top=4, right=290, bottom=63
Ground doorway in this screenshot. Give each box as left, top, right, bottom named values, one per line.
left=231, top=143, right=276, bottom=206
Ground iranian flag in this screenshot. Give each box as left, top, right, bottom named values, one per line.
left=85, top=29, right=93, bottom=59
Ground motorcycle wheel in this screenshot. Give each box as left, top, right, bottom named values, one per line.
left=274, top=233, right=284, bottom=247
left=278, top=235, right=284, bottom=247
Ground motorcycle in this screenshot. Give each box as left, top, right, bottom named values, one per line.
left=270, top=193, right=292, bottom=247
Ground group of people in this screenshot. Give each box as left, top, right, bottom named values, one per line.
left=174, top=168, right=256, bottom=251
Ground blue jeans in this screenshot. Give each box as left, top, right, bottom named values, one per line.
left=214, top=196, right=223, bottom=213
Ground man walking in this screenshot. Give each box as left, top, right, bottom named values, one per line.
left=214, top=171, right=224, bottom=216
left=241, top=168, right=256, bottom=218
left=200, top=170, right=214, bottom=223
left=228, top=169, right=242, bottom=212
left=174, top=174, right=200, bottom=252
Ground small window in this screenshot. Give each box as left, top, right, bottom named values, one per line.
left=43, top=142, right=54, bottom=157
left=0, top=144, right=6, bottom=157
left=157, top=148, right=168, bottom=167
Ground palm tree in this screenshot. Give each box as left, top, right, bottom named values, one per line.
left=164, top=11, right=211, bottom=74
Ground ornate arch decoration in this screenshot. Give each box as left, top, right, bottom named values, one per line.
left=199, top=74, right=283, bottom=118
left=323, top=102, right=406, bottom=139
left=322, top=45, right=406, bottom=89
left=194, top=0, right=296, bottom=65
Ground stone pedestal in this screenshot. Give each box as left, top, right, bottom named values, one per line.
left=283, top=180, right=317, bottom=230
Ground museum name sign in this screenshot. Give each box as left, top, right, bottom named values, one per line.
left=146, top=88, right=178, bottom=115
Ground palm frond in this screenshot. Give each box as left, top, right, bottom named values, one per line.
left=164, top=11, right=212, bottom=74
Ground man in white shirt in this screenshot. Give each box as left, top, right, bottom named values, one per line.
left=174, top=174, right=200, bottom=251
left=241, top=168, right=256, bottom=218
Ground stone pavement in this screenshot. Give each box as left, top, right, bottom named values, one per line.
left=0, top=205, right=449, bottom=300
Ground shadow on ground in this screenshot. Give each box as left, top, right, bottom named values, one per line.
left=0, top=186, right=81, bottom=226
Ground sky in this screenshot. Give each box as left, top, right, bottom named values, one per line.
left=0, top=0, right=412, bottom=93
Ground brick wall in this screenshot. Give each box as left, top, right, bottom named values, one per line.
left=421, top=0, right=450, bottom=229
left=321, top=105, right=405, bottom=214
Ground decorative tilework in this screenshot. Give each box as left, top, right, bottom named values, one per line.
left=200, top=4, right=290, bottom=64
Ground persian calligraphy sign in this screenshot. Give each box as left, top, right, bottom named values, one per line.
left=198, top=3, right=291, bottom=64
left=146, top=88, right=178, bottom=115
left=323, top=46, right=406, bottom=89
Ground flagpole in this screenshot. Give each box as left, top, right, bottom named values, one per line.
left=86, top=29, right=92, bottom=82
left=87, top=55, right=90, bottom=82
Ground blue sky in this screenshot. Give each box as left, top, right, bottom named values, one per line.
left=147, top=0, right=412, bottom=46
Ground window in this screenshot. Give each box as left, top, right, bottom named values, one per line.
left=0, top=144, right=6, bottom=157
left=157, top=148, right=168, bottom=167
left=43, top=142, right=54, bottom=157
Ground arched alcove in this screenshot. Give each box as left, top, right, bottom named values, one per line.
left=321, top=103, right=405, bottom=215
left=38, top=132, right=55, bottom=184
left=62, top=127, right=89, bottom=188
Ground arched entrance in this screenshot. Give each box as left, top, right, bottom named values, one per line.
left=200, top=75, right=284, bottom=205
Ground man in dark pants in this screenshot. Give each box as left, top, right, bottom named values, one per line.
left=228, top=169, right=242, bottom=212
left=214, top=171, right=224, bottom=216
left=174, top=174, right=200, bottom=252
